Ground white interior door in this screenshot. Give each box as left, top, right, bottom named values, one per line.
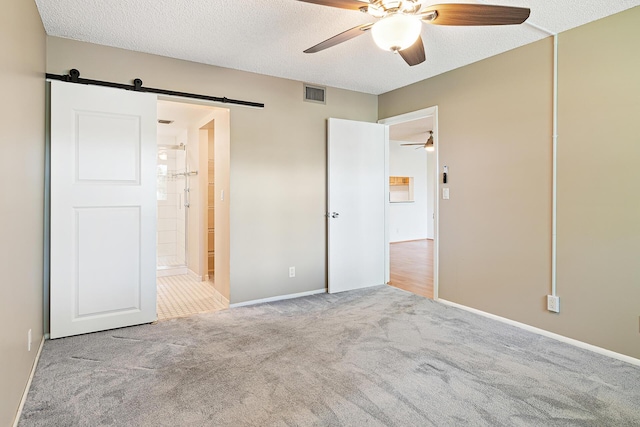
left=50, top=81, right=157, bottom=339
left=328, top=118, right=387, bottom=293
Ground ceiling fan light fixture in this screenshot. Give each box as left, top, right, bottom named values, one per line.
left=371, top=14, right=422, bottom=52
left=425, top=133, right=434, bottom=151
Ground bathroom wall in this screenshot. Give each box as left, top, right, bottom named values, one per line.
left=210, top=110, right=231, bottom=300
left=156, top=134, right=186, bottom=270
left=175, top=131, right=187, bottom=267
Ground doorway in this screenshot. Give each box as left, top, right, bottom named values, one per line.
left=155, top=99, right=231, bottom=319
left=47, top=81, right=234, bottom=338
left=379, top=107, right=439, bottom=299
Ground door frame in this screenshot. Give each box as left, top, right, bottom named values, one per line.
left=378, top=106, right=439, bottom=300
left=156, top=96, right=230, bottom=297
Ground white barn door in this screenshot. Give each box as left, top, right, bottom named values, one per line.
left=50, top=81, right=157, bottom=339
left=327, top=118, right=387, bottom=293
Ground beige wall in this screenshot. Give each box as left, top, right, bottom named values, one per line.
left=212, top=113, right=231, bottom=301
left=0, top=0, right=45, bottom=424
left=379, top=7, right=640, bottom=358
left=46, top=37, right=378, bottom=305
left=555, top=7, right=640, bottom=357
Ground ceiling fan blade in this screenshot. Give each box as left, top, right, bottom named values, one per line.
left=400, top=143, right=426, bottom=146
left=304, top=23, right=373, bottom=53
left=422, top=4, right=530, bottom=26
left=296, top=0, right=368, bottom=11
left=399, top=36, right=426, bottom=66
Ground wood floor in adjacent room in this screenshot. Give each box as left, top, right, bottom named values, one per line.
left=389, top=239, right=434, bottom=299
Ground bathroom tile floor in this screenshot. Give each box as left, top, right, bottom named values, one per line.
left=157, top=256, right=185, bottom=267
left=157, top=275, right=226, bottom=320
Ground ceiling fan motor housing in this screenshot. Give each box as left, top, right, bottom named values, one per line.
left=363, top=0, right=423, bottom=17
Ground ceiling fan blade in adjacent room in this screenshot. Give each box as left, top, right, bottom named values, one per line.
left=422, top=4, right=530, bottom=26
left=304, top=23, right=373, bottom=53
left=296, top=0, right=369, bottom=11
left=400, top=143, right=426, bottom=146
left=399, top=36, right=426, bottom=66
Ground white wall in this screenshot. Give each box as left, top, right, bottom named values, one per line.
left=156, top=135, right=185, bottom=267
left=426, top=148, right=435, bottom=239
left=389, top=140, right=431, bottom=242
left=175, top=140, right=187, bottom=266
left=187, top=124, right=203, bottom=277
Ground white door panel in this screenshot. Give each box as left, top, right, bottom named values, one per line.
left=328, top=118, right=387, bottom=294
left=76, top=112, right=141, bottom=183
left=76, top=207, right=141, bottom=316
left=50, top=81, right=157, bottom=339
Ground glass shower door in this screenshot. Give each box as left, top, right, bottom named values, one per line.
left=157, top=144, right=188, bottom=273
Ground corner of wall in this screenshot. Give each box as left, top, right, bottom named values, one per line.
left=1, top=0, right=47, bottom=425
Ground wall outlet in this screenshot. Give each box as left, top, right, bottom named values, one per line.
left=289, top=267, right=295, bottom=278
left=547, top=295, right=560, bottom=313
left=28, top=329, right=32, bottom=352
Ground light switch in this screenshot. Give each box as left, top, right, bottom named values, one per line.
left=442, top=188, right=450, bottom=200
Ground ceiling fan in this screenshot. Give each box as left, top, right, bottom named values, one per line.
left=297, top=1, right=531, bottom=66
left=401, top=130, right=434, bottom=151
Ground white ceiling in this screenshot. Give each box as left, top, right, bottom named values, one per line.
left=35, top=0, right=640, bottom=95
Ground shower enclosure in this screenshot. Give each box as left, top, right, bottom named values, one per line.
left=156, top=143, right=196, bottom=275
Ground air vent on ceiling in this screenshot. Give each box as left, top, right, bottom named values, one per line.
left=304, top=84, right=326, bottom=104
left=158, top=119, right=174, bottom=125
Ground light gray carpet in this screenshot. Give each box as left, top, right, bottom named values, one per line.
left=20, top=286, right=640, bottom=426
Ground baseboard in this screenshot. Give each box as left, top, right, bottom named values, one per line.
left=187, top=269, right=204, bottom=281
left=230, top=289, right=326, bottom=308
left=390, top=238, right=431, bottom=244
left=211, top=286, right=230, bottom=308
left=157, top=266, right=188, bottom=277
left=438, top=299, right=640, bottom=367
left=13, top=336, right=45, bottom=427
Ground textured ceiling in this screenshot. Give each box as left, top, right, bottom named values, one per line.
left=35, top=0, right=640, bottom=94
